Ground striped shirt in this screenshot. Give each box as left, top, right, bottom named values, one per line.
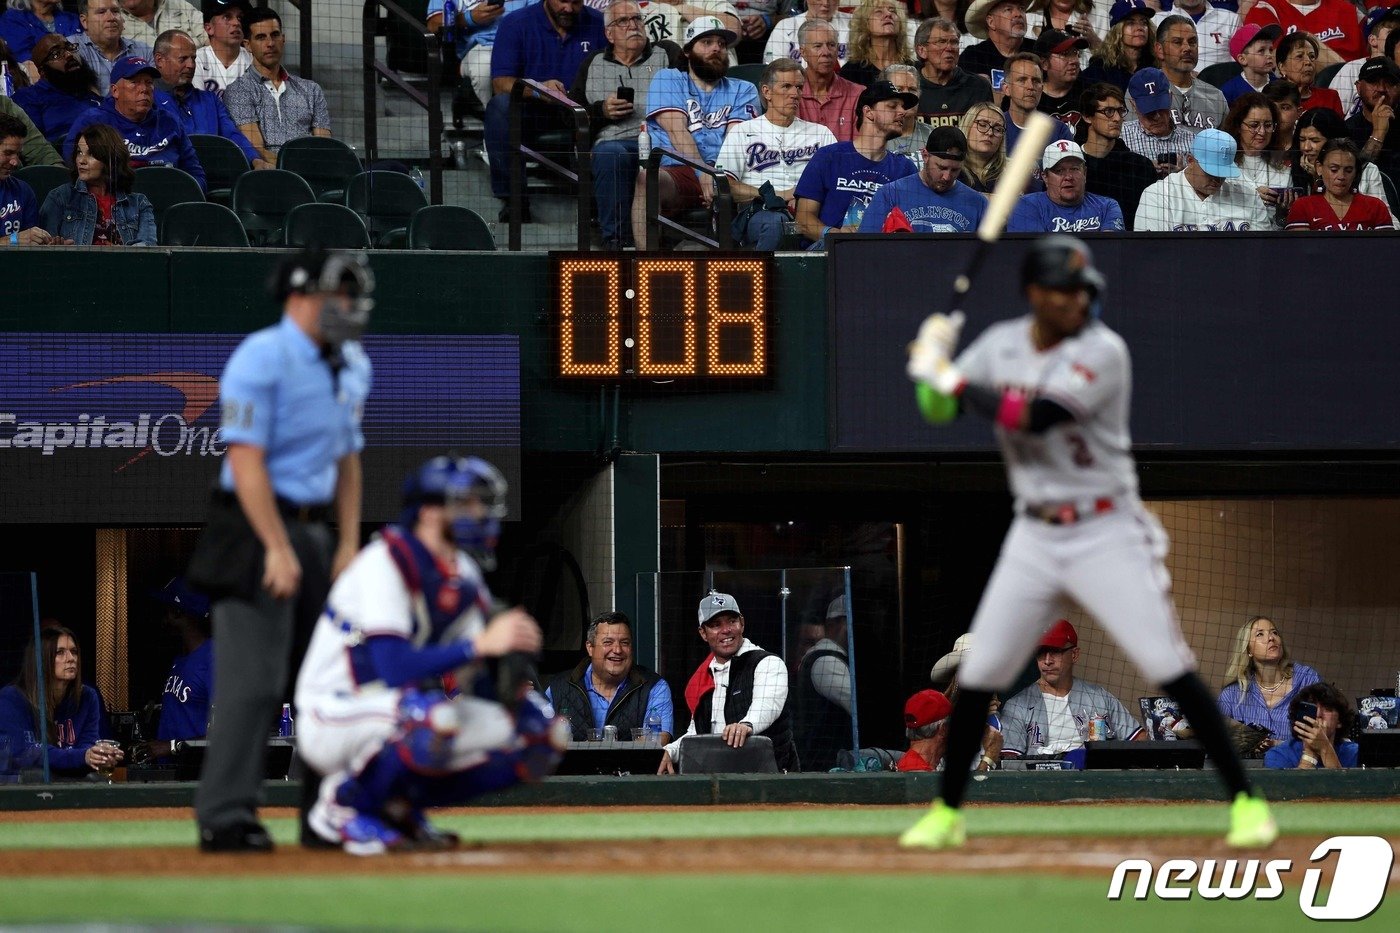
left=69, top=34, right=152, bottom=96
left=1217, top=663, right=1321, bottom=742
left=1120, top=120, right=1196, bottom=167
left=222, top=67, right=331, bottom=151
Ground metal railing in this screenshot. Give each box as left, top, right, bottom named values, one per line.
left=507, top=79, right=592, bottom=251
left=360, top=0, right=444, bottom=204
left=644, top=148, right=734, bottom=251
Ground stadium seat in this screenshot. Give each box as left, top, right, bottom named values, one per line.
left=1198, top=62, right=1242, bottom=89
left=344, top=170, right=427, bottom=248
left=283, top=202, right=371, bottom=249
left=407, top=204, right=495, bottom=250
left=727, top=63, right=765, bottom=87
left=278, top=136, right=364, bottom=203
left=161, top=201, right=250, bottom=247
left=14, top=164, right=70, bottom=206
left=132, top=165, right=206, bottom=241
left=190, top=134, right=250, bottom=207
left=232, top=169, right=316, bottom=246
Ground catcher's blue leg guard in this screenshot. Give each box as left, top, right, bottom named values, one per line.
left=514, top=689, right=569, bottom=782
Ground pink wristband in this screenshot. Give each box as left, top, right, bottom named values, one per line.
left=995, top=388, right=1028, bottom=431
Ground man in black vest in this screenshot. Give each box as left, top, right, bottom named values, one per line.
left=545, top=611, right=673, bottom=744
left=659, top=592, right=798, bottom=773
left=793, top=595, right=854, bottom=772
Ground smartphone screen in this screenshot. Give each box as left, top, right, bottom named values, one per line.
left=991, top=69, right=1005, bottom=92
left=616, top=85, right=635, bottom=103
left=1295, top=701, right=1319, bottom=723
left=1156, top=151, right=1175, bottom=165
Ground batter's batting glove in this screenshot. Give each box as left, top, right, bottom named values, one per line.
left=911, top=312, right=964, bottom=362
left=907, top=349, right=966, bottom=397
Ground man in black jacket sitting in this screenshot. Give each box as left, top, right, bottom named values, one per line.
left=546, top=611, right=673, bottom=744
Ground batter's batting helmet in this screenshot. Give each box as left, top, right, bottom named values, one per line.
left=1020, top=235, right=1105, bottom=297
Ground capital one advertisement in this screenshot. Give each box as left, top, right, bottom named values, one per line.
left=0, top=334, right=521, bottom=524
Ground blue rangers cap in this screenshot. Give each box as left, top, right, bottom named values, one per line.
left=151, top=576, right=211, bottom=619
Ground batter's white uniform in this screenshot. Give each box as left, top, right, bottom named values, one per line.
left=293, top=539, right=515, bottom=779
left=952, top=315, right=1197, bottom=692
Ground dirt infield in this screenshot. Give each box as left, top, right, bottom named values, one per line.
left=4, top=806, right=1393, bottom=885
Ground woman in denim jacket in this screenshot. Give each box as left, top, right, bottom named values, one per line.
left=38, top=123, right=155, bottom=245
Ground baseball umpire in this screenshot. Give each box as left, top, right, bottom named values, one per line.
left=900, top=234, right=1277, bottom=850
left=188, top=249, right=373, bottom=852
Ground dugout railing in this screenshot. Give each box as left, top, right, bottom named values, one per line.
left=361, top=0, right=446, bottom=204
left=644, top=147, right=735, bottom=251
left=506, top=79, right=593, bottom=251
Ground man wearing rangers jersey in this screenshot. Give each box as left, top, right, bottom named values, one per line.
left=899, top=235, right=1276, bottom=851
left=1245, top=0, right=1364, bottom=64
left=295, top=456, right=564, bottom=855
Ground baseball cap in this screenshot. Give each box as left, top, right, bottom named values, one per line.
left=1043, top=139, right=1085, bottom=170
left=1191, top=127, right=1240, bottom=178
left=202, top=0, right=250, bottom=21
left=925, top=125, right=968, bottom=159
left=964, top=0, right=1028, bottom=41
left=904, top=689, right=953, bottom=730
left=698, top=591, right=741, bottom=624
left=1228, top=23, right=1281, bottom=60
left=857, top=80, right=920, bottom=114
left=683, top=15, right=738, bottom=50
left=1363, top=7, right=1400, bottom=37
left=1035, top=28, right=1089, bottom=58
left=1108, top=0, right=1154, bottom=26
left=1038, top=619, right=1078, bottom=650
left=930, top=632, right=972, bottom=684
left=1358, top=55, right=1400, bottom=85
left=826, top=595, right=848, bottom=620
left=150, top=576, right=211, bottom=620
left=1127, top=67, right=1172, bottom=114
left=110, top=56, right=161, bottom=83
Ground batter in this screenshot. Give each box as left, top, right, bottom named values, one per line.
left=899, top=234, right=1276, bottom=850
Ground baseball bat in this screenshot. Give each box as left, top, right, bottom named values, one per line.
left=948, top=111, right=1058, bottom=305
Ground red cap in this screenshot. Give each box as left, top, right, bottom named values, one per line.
left=1039, top=619, right=1078, bottom=650
left=904, top=689, right=952, bottom=729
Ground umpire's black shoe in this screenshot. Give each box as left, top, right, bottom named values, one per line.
left=199, top=821, right=274, bottom=853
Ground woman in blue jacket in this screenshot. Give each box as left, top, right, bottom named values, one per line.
left=38, top=122, right=155, bottom=245
left=0, top=624, right=118, bottom=776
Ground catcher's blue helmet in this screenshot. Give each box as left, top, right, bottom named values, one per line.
left=401, top=456, right=508, bottom=567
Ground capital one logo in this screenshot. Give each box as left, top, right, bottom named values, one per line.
left=1108, top=836, right=1392, bottom=920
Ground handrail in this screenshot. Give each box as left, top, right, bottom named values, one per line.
left=643, top=147, right=734, bottom=250
left=507, top=79, right=592, bottom=251
left=360, top=0, right=444, bottom=204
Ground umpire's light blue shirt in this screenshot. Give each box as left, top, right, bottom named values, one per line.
left=218, top=315, right=371, bottom=505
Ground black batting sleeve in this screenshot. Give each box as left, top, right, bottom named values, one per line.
left=958, top=384, right=1076, bottom=434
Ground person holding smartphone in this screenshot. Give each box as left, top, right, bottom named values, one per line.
left=1264, top=683, right=1359, bottom=769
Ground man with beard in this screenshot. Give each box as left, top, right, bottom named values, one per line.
left=119, top=0, right=206, bottom=50
left=223, top=8, right=330, bottom=165
left=857, top=125, right=988, bottom=233
left=1034, top=28, right=1088, bottom=129
left=70, top=0, right=152, bottom=94
left=486, top=0, right=606, bottom=222
left=12, top=33, right=104, bottom=145
left=797, top=19, right=862, bottom=142
left=0, top=0, right=81, bottom=65
left=1153, top=15, right=1226, bottom=134
left=153, top=29, right=263, bottom=167
left=1349, top=56, right=1400, bottom=188
left=915, top=18, right=991, bottom=130
left=194, top=0, right=251, bottom=95
left=958, top=0, right=1034, bottom=95
left=1078, top=82, right=1156, bottom=229
left=1007, top=140, right=1125, bottom=232
left=631, top=16, right=759, bottom=245
left=65, top=54, right=207, bottom=188
left=793, top=80, right=918, bottom=247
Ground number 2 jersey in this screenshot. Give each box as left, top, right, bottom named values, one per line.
left=955, top=315, right=1138, bottom=508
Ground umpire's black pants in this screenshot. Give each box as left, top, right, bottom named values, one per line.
left=194, top=520, right=331, bottom=832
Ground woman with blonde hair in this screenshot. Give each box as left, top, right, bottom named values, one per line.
left=839, top=0, right=914, bottom=86
left=1217, top=616, right=1321, bottom=744
left=1080, top=2, right=1155, bottom=90
left=957, top=101, right=1007, bottom=192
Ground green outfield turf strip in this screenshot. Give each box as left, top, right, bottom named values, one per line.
left=5, top=801, right=1400, bottom=850
left=5, top=874, right=1389, bottom=933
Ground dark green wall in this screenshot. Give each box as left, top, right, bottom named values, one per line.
left=0, top=249, right=827, bottom=454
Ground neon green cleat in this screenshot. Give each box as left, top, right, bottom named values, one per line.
left=899, top=799, right=967, bottom=850
left=1226, top=792, right=1278, bottom=848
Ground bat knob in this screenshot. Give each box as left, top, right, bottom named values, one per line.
left=953, top=274, right=971, bottom=295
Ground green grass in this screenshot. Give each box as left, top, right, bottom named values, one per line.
left=7, top=801, right=1400, bottom=850
left=5, top=874, right=1383, bottom=933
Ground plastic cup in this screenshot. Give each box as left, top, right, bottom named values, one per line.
left=587, top=728, right=604, bottom=742
left=631, top=727, right=647, bottom=742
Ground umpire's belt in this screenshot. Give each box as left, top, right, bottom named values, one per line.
left=215, top=491, right=331, bottom=523
left=1022, top=497, right=1116, bottom=526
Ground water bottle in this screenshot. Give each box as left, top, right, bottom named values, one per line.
left=0, top=62, right=11, bottom=98
left=279, top=703, right=295, bottom=738
left=645, top=712, right=663, bottom=744
left=442, top=0, right=457, bottom=44
left=410, top=166, right=425, bottom=190
left=637, top=123, right=650, bottom=167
